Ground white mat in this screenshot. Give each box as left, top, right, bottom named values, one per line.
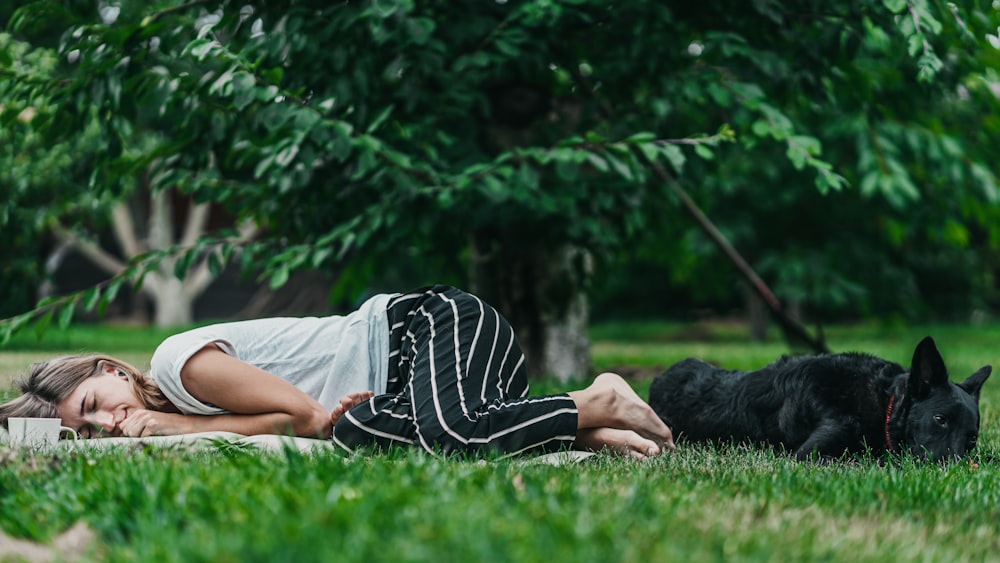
left=0, top=429, right=596, bottom=463
left=0, top=430, right=332, bottom=454
left=83, top=431, right=336, bottom=453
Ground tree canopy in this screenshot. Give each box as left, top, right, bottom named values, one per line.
left=2, top=1, right=999, bottom=361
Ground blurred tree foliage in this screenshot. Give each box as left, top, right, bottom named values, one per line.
left=2, top=1, right=999, bottom=364
left=585, top=2, right=1000, bottom=322
left=0, top=31, right=102, bottom=318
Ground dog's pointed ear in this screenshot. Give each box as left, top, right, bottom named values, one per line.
left=909, top=336, right=948, bottom=398
left=959, top=365, right=992, bottom=400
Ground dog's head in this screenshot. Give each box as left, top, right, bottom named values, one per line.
left=899, top=336, right=991, bottom=462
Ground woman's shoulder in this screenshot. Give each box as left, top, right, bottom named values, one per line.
left=151, top=325, right=234, bottom=378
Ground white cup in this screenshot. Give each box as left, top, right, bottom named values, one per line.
left=7, top=417, right=78, bottom=448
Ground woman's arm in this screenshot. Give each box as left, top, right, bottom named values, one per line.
left=121, top=345, right=332, bottom=438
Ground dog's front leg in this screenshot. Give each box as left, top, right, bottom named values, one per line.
left=792, top=419, right=853, bottom=462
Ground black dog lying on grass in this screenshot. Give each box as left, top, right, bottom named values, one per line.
left=648, top=337, right=990, bottom=462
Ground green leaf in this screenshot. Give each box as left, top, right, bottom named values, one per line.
left=860, top=172, right=879, bottom=197
left=36, top=295, right=61, bottom=308
left=751, top=120, right=771, bottom=137
left=209, top=68, right=234, bottom=96
left=183, top=38, right=217, bottom=61
left=606, top=154, right=634, bottom=181
left=328, top=134, right=352, bottom=162
left=58, top=301, right=76, bottom=329
left=208, top=251, right=222, bottom=277
left=269, top=266, right=289, bottom=289
left=174, top=250, right=197, bottom=280
left=370, top=0, right=399, bottom=17
left=259, top=105, right=291, bottom=132
left=352, top=146, right=378, bottom=179
left=406, top=18, right=435, bottom=45
left=232, top=71, right=257, bottom=110
left=34, top=309, right=54, bottom=340
left=882, top=0, right=906, bottom=13
left=585, top=152, right=609, bottom=173
left=311, top=247, right=333, bottom=268
left=254, top=153, right=276, bottom=179
left=275, top=142, right=300, bottom=168
left=495, top=39, right=519, bottom=57
left=367, top=105, right=395, bottom=134
left=907, top=33, right=923, bottom=57
left=694, top=144, right=714, bottom=160
left=660, top=145, right=686, bottom=173
left=83, top=287, right=102, bottom=312
left=293, top=108, right=320, bottom=133
left=317, top=97, right=337, bottom=113
left=98, top=280, right=123, bottom=317
left=624, top=132, right=656, bottom=143
left=260, top=66, right=284, bottom=85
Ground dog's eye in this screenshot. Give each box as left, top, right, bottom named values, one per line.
left=933, top=414, right=948, bottom=427
left=968, top=436, right=978, bottom=450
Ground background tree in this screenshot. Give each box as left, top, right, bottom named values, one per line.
left=47, top=178, right=259, bottom=327
left=3, top=1, right=999, bottom=380
left=0, top=30, right=255, bottom=327
left=0, top=31, right=89, bottom=319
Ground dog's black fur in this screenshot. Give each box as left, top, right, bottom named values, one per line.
left=647, top=337, right=991, bottom=461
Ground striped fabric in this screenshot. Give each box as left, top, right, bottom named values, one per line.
left=333, top=285, right=579, bottom=456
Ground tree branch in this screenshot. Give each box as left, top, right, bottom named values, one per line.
left=111, top=202, right=145, bottom=257
left=148, top=187, right=174, bottom=252
left=568, top=68, right=829, bottom=354
left=180, top=200, right=210, bottom=248
left=634, top=153, right=828, bottom=353
left=50, top=224, right=127, bottom=276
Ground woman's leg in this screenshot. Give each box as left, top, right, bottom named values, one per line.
left=334, top=286, right=674, bottom=458
left=334, top=286, right=578, bottom=456
left=333, top=371, right=675, bottom=458
left=404, top=287, right=579, bottom=455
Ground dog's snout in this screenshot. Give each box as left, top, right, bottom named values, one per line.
left=925, top=443, right=971, bottom=464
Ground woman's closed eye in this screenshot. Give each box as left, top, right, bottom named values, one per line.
left=78, top=393, right=98, bottom=438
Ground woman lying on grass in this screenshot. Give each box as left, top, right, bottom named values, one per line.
left=0, top=285, right=674, bottom=459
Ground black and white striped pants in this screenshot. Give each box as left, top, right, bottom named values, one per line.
left=332, top=285, right=579, bottom=456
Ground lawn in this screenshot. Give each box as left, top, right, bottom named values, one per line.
left=2, top=320, right=999, bottom=562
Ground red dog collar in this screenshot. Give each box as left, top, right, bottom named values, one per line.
left=884, top=396, right=895, bottom=452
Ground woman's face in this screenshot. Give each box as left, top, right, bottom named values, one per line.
left=56, top=362, right=144, bottom=438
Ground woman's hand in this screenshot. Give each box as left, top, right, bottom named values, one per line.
left=330, top=391, right=375, bottom=426
left=119, top=409, right=192, bottom=437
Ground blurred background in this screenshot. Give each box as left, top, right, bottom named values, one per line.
left=2, top=0, right=1000, bottom=381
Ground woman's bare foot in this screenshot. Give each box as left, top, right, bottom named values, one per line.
left=330, top=391, right=375, bottom=426
left=568, top=372, right=675, bottom=451
left=576, top=427, right=660, bottom=459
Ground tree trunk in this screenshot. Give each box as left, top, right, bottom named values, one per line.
left=746, top=283, right=768, bottom=342
left=468, top=231, right=592, bottom=382
left=49, top=153, right=261, bottom=328
left=151, top=276, right=194, bottom=326
left=541, top=286, right=591, bottom=382
left=473, top=84, right=594, bottom=381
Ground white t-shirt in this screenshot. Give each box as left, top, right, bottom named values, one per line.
left=149, top=293, right=394, bottom=414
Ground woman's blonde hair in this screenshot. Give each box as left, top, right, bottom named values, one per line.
left=0, top=355, right=168, bottom=429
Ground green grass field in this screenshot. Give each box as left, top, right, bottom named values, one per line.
left=2, top=321, right=999, bottom=562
